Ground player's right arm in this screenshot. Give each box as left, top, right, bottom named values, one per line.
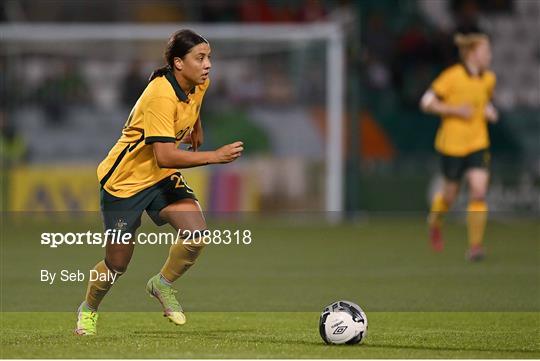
left=152, top=141, right=243, bottom=169
left=420, top=90, right=472, bottom=119
left=420, top=68, right=472, bottom=119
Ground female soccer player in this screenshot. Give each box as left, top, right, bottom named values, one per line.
left=420, top=33, right=498, bottom=261
left=75, top=29, right=243, bottom=335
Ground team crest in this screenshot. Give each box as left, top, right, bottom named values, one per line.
left=115, top=218, right=128, bottom=231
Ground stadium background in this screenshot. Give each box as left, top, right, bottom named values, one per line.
left=1, top=0, right=538, bottom=215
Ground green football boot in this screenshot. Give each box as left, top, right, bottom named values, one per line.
left=146, top=274, right=186, bottom=325
left=74, top=301, right=98, bottom=335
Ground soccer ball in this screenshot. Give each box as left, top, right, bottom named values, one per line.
left=319, top=300, right=368, bottom=345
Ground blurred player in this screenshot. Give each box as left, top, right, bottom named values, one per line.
left=75, top=29, right=244, bottom=335
left=420, top=33, right=498, bottom=261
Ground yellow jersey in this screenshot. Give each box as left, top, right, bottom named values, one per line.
left=98, top=71, right=209, bottom=198
left=431, top=63, right=496, bottom=156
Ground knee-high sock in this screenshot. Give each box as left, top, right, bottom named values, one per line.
left=85, top=260, right=121, bottom=311
left=160, top=238, right=205, bottom=283
left=467, top=200, right=488, bottom=247
left=429, top=192, right=449, bottom=226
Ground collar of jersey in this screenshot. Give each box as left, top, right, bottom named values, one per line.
left=460, top=62, right=484, bottom=78
left=164, top=70, right=195, bottom=103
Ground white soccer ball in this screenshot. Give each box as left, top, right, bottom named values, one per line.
left=319, top=300, right=368, bottom=345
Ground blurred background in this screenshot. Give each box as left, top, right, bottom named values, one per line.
left=1, top=0, right=539, bottom=216
left=1, top=0, right=539, bottom=315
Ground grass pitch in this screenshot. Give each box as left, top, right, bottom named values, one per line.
left=1, top=215, right=539, bottom=358
left=1, top=312, right=539, bottom=358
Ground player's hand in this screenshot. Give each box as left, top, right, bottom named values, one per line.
left=453, top=105, right=473, bottom=119
left=213, top=141, right=243, bottom=164
left=485, top=103, right=499, bottom=123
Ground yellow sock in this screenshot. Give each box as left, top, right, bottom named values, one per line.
left=85, top=260, right=121, bottom=310
left=467, top=200, right=488, bottom=248
left=429, top=192, right=449, bottom=226
left=160, top=237, right=206, bottom=283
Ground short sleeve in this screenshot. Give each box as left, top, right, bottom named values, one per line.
left=431, top=69, right=454, bottom=100
left=144, top=97, right=176, bottom=144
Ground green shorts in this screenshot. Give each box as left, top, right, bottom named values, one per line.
left=100, top=172, right=197, bottom=234
left=440, top=149, right=490, bottom=181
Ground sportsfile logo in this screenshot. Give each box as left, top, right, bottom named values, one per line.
left=40, top=229, right=253, bottom=248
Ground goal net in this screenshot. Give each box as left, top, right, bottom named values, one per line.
left=1, top=23, right=344, bottom=219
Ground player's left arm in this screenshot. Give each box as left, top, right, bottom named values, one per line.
left=484, top=73, right=498, bottom=123
left=190, top=116, right=203, bottom=151
left=183, top=80, right=209, bottom=151
left=180, top=116, right=203, bottom=150
left=485, top=102, right=498, bottom=123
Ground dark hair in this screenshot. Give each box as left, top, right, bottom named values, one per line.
left=149, top=29, right=209, bottom=81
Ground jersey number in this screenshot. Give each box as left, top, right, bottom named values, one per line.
left=170, top=174, right=194, bottom=193
left=170, top=174, right=185, bottom=189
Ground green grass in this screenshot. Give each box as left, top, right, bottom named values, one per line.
left=1, top=312, right=539, bottom=358
left=1, top=215, right=539, bottom=357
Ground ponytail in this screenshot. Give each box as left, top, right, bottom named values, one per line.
left=149, top=65, right=171, bottom=82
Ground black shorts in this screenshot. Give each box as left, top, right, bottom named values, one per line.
left=440, top=149, right=490, bottom=181
left=101, top=172, right=197, bottom=234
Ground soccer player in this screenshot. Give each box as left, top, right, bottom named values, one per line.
left=420, top=33, right=498, bottom=261
left=75, top=29, right=244, bottom=335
